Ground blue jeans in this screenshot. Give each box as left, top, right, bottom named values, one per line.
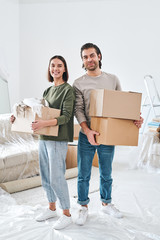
left=77, top=132, right=115, bottom=205
left=39, top=140, right=70, bottom=209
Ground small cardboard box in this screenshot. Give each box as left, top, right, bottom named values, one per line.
left=11, top=106, right=60, bottom=136
left=92, top=152, right=99, bottom=167
left=73, top=124, right=80, bottom=140
left=66, top=144, right=99, bottom=169
left=91, top=117, right=139, bottom=146
left=66, top=145, right=77, bottom=169
left=89, top=89, right=142, bottom=120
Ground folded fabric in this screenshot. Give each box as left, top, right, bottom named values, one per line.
left=152, top=118, right=160, bottom=122
left=148, top=121, right=160, bottom=127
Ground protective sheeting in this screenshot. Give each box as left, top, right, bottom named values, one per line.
left=136, top=131, right=160, bottom=173
left=0, top=113, right=79, bottom=189
left=0, top=157, right=160, bottom=240
left=0, top=113, right=39, bottom=183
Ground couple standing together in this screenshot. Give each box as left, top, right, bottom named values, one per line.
left=32, top=43, right=143, bottom=230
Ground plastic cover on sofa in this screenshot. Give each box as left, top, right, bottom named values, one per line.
left=137, top=131, right=160, bottom=172
left=0, top=114, right=39, bottom=183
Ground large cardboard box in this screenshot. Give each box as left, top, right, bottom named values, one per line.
left=91, top=117, right=139, bottom=146
left=89, top=89, right=142, bottom=120
left=11, top=106, right=60, bottom=136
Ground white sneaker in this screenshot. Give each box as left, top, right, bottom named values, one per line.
left=75, top=206, right=88, bottom=225
left=53, top=215, right=72, bottom=230
left=35, top=208, right=57, bottom=222
left=101, top=203, right=123, bottom=218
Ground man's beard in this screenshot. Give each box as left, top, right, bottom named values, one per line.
left=85, top=62, right=98, bottom=71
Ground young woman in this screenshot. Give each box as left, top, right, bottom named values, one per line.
left=31, top=55, right=75, bottom=230
left=11, top=56, right=74, bottom=229
left=11, top=55, right=74, bottom=230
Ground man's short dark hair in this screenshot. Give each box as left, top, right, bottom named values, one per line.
left=80, top=43, right=102, bottom=69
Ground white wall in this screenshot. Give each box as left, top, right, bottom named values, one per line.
left=1, top=0, right=160, bottom=110
left=19, top=0, right=160, bottom=105
left=0, top=0, right=20, bottom=108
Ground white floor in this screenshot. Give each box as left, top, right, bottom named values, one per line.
left=0, top=146, right=160, bottom=240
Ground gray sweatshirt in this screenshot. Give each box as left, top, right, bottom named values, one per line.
left=73, top=72, right=122, bottom=131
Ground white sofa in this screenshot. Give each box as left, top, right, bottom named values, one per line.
left=0, top=114, right=39, bottom=183
left=0, top=114, right=80, bottom=193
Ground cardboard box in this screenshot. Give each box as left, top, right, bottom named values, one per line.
left=66, top=145, right=77, bottom=169
left=74, top=124, right=80, bottom=140
left=11, top=106, right=60, bottom=136
left=92, top=152, right=99, bottom=167
left=89, top=89, right=142, bottom=120
left=66, top=144, right=99, bottom=169
left=91, top=117, right=139, bottom=146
